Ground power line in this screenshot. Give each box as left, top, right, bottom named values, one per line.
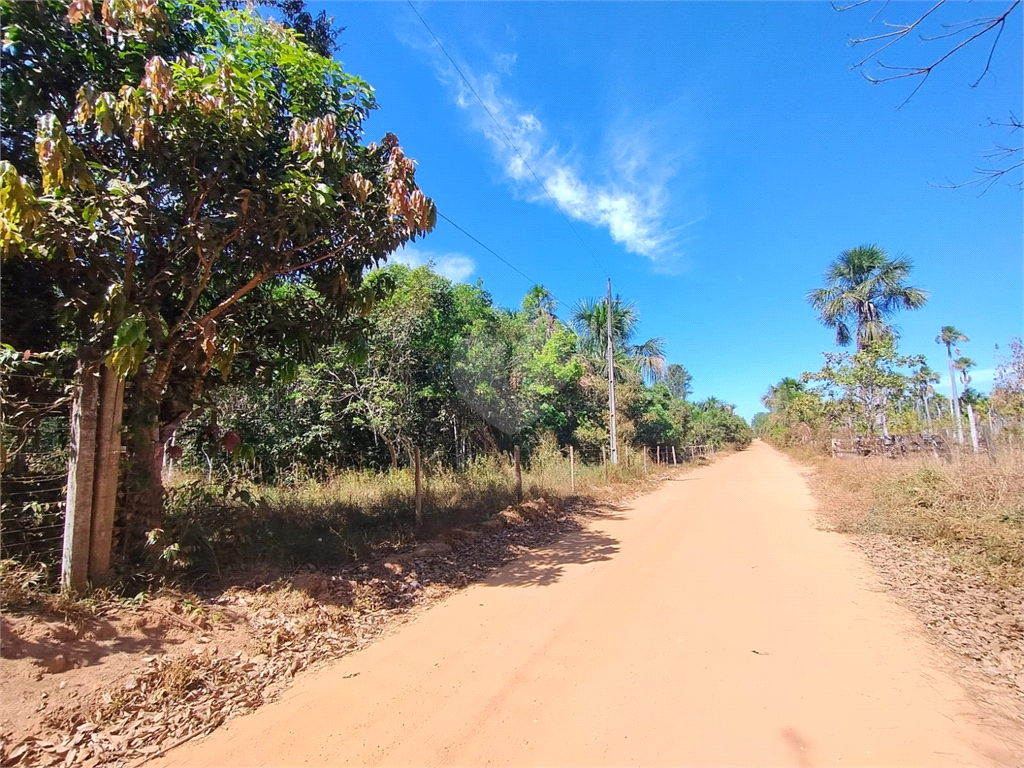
left=406, top=1, right=610, bottom=278
left=436, top=211, right=569, bottom=309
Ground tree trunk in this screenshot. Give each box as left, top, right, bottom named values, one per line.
left=121, top=377, right=169, bottom=559
left=946, top=351, right=964, bottom=444
left=62, top=357, right=100, bottom=594
left=89, top=366, right=125, bottom=584
left=922, top=395, right=933, bottom=432
left=966, top=402, right=980, bottom=454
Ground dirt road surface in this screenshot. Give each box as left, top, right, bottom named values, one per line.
left=154, top=441, right=1022, bottom=767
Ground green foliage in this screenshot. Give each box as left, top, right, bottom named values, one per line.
left=664, top=363, right=692, bottom=400
left=803, top=338, right=923, bottom=436
left=1, top=0, right=435, bottom=531
left=807, top=244, right=928, bottom=350
left=175, top=268, right=748, bottom=481
left=688, top=400, right=753, bottom=449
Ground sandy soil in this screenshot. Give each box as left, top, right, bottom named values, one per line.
left=153, top=441, right=1023, bottom=768
left=1, top=497, right=605, bottom=766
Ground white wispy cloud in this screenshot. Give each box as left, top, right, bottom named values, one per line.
left=401, top=20, right=689, bottom=267
left=493, top=52, right=517, bottom=75
left=391, top=247, right=476, bottom=283
left=452, top=75, right=676, bottom=261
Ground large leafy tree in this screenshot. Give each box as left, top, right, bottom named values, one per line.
left=807, top=245, right=928, bottom=350
left=664, top=363, right=692, bottom=400
left=936, top=325, right=969, bottom=444
left=761, top=377, right=804, bottom=412
left=803, top=338, right=921, bottom=437
left=1, top=1, right=434, bottom=543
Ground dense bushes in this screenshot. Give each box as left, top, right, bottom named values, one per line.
left=171, top=264, right=751, bottom=483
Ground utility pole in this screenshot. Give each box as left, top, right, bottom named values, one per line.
left=606, top=278, right=618, bottom=465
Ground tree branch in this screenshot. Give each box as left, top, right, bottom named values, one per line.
left=277, top=237, right=355, bottom=274
left=844, top=1, right=1020, bottom=108
left=194, top=238, right=357, bottom=329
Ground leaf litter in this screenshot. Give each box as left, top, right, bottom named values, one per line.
left=0, top=497, right=603, bottom=767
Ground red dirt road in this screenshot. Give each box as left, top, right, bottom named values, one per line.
left=154, top=442, right=1022, bottom=767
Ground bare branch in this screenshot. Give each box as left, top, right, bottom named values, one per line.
left=844, top=1, right=1020, bottom=104
left=832, top=0, right=872, bottom=12
left=970, top=16, right=1007, bottom=87
left=919, top=18, right=995, bottom=43
left=848, top=1, right=945, bottom=70
left=930, top=115, right=1022, bottom=192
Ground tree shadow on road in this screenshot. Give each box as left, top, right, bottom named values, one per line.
left=483, top=525, right=620, bottom=588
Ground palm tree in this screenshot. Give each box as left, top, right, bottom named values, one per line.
left=571, top=296, right=665, bottom=384
left=696, top=397, right=733, bottom=412
left=954, top=356, right=981, bottom=453
left=522, top=285, right=558, bottom=336
left=761, top=377, right=805, bottom=412
left=937, top=326, right=968, bottom=444
left=807, top=245, right=929, bottom=350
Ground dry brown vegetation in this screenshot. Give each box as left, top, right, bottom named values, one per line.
left=803, top=447, right=1023, bottom=589
left=136, top=442, right=666, bottom=580
left=793, top=444, right=1024, bottom=713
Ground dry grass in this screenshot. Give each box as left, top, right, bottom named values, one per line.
left=160, top=442, right=663, bottom=575
left=802, top=447, right=1024, bottom=588
left=0, top=559, right=113, bottom=625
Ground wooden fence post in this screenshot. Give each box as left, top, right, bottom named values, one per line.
left=656, top=445, right=660, bottom=465
left=89, top=367, right=125, bottom=584
left=514, top=445, right=523, bottom=502
left=672, top=446, right=677, bottom=466
left=62, top=359, right=100, bottom=594
left=601, top=445, right=607, bottom=481
left=643, top=447, right=647, bottom=474
left=569, top=445, right=575, bottom=493
left=414, top=446, right=423, bottom=528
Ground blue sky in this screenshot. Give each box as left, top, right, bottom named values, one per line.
left=314, top=2, right=1022, bottom=420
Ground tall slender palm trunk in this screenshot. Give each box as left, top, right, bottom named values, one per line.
left=945, top=349, right=964, bottom=444
left=966, top=402, right=980, bottom=454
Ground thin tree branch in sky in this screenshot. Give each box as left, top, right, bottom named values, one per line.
left=844, top=0, right=1019, bottom=107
